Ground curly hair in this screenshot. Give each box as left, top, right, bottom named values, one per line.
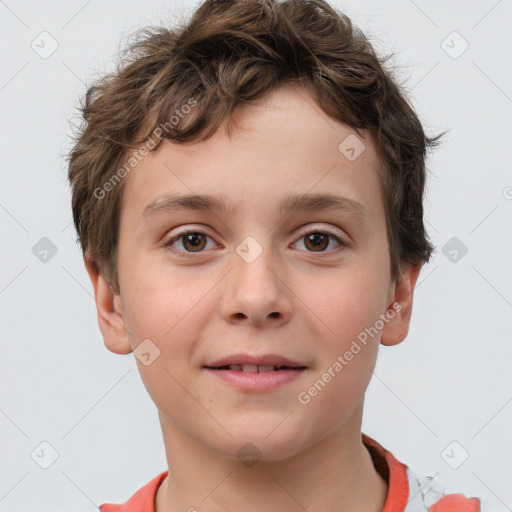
left=66, top=0, right=443, bottom=295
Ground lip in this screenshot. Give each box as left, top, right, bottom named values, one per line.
left=204, top=353, right=306, bottom=368
left=203, top=367, right=306, bottom=392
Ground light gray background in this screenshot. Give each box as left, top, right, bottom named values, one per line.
left=1, top=0, right=511, bottom=510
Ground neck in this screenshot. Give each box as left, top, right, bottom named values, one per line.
left=155, top=407, right=388, bottom=512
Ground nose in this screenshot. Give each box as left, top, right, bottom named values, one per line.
left=220, top=241, right=292, bottom=328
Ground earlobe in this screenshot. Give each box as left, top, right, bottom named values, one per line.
left=380, top=263, right=422, bottom=347
left=84, top=255, right=133, bottom=355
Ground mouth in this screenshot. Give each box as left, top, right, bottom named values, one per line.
left=203, top=353, right=307, bottom=369
left=204, top=364, right=306, bottom=372
left=202, top=354, right=308, bottom=392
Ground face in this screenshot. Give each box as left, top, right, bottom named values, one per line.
left=87, top=83, right=420, bottom=461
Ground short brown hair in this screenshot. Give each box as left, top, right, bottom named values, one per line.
left=66, top=0, right=443, bottom=295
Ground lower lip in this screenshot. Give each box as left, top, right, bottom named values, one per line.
left=203, top=368, right=306, bottom=392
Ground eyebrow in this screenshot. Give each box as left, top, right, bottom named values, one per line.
left=142, top=192, right=371, bottom=220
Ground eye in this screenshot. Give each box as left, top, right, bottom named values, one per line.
left=293, top=229, right=347, bottom=253
left=163, top=227, right=348, bottom=258
left=164, top=230, right=217, bottom=257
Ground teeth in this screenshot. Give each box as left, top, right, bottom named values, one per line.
left=226, top=364, right=288, bottom=372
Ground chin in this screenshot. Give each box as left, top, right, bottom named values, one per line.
left=209, top=415, right=312, bottom=463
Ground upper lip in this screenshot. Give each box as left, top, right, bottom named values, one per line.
left=203, top=353, right=307, bottom=368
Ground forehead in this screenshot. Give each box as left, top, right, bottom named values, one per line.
left=121, top=83, right=384, bottom=224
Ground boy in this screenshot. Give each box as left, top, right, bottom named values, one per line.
left=66, top=0, right=481, bottom=510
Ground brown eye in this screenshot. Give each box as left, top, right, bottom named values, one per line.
left=164, top=231, right=215, bottom=256
left=304, top=233, right=329, bottom=252
left=295, top=230, right=345, bottom=253
left=181, top=233, right=207, bottom=252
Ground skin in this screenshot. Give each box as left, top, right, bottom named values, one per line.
left=85, top=82, right=421, bottom=512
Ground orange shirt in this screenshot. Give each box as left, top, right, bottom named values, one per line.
left=99, top=434, right=481, bottom=511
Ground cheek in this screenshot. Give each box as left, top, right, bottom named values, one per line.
left=297, top=265, right=388, bottom=347
left=121, top=266, right=209, bottom=344
left=297, top=291, right=382, bottom=429
left=292, top=266, right=387, bottom=408
left=120, top=276, right=208, bottom=422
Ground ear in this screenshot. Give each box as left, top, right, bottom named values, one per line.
left=84, top=254, right=133, bottom=355
left=380, top=263, right=422, bottom=347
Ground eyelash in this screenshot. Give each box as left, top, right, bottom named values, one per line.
left=163, top=228, right=348, bottom=258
